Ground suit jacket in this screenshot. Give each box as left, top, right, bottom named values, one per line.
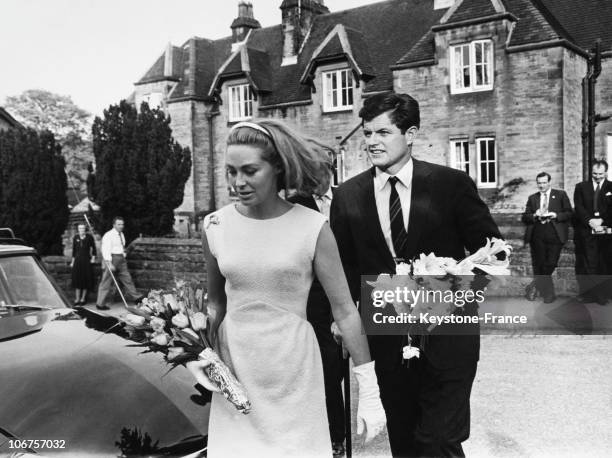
left=574, top=179, right=612, bottom=238
left=522, top=189, right=573, bottom=243
left=330, top=159, right=501, bottom=370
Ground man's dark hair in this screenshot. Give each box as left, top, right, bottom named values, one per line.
left=359, top=92, right=420, bottom=133
left=593, top=159, right=609, bottom=171
left=536, top=172, right=551, bottom=182
left=113, top=216, right=125, bottom=224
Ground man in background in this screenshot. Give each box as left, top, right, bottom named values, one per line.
left=574, top=160, right=612, bottom=304
left=96, top=216, right=143, bottom=310
left=522, top=172, right=573, bottom=303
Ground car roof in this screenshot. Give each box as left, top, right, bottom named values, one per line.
left=0, top=244, right=36, bottom=256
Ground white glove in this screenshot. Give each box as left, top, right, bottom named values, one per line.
left=185, top=359, right=221, bottom=392
left=353, top=361, right=386, bottom=443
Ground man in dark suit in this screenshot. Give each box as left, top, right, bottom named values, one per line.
left=330, top=92, right=501, bottom=457
left=573, top=160, right=612, bottom=304
left=522, top=172, right=573, bottom=303
left=289, top=183, right=346, bottom=456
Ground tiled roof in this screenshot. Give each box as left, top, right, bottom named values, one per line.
left=136, top=46, right=185, bottom=84
left=397, top=0, right=612, bottom=67
left=161, top=0, right=447, bottom=106
left=0, top=107, right=23, bottom=129
left=444, top=0, right=501, bottom=23
left=538, top=0, right=612, bottom=52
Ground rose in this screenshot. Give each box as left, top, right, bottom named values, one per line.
left=172, top=312, right=189, bottom=328
left=167, top=346, right=185, bottom=360
left=139, top=305, right=153, bottom=314
left=151, top=332, right=170, bottom=346
left=125, top=313, right=146, bottom=327
left=191, top=312, right=207, bottom=331
left=150, top=317, right=166, bottom=332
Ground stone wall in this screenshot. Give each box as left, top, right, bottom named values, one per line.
left=44, top=217, right=579, bottom=298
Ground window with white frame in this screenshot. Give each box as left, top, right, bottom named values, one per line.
left=450, top=139, right=470, bottom=175
left=450, top=40, right=493, bottom=94
left=228, top=84, right=253, bottom=121
left=477, top=137, right=496, bottom=187
left=322, top=69, right=354, bottom=112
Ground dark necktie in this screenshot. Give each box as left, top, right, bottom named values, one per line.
left=594, top=183, right=601, bottom=212
left=389, top=176, right=408, bottom=256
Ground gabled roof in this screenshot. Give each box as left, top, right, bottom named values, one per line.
left=300, top=24, right=375, bottom=86
left=396, top=0, right=612, bottom=68
left=153, top=0, right=447, bottom=107
left=209, top=44, right=273, bottom=97
left=0, top=107, right=23, bottom=129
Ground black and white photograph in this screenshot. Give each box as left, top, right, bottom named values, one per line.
left=1, top=0, right=612, bottom=457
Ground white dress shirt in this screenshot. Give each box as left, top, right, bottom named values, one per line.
left=101, top=228, right=126, bottom=261
left=373, top=159, right=413, bottom=257
left=539, top=189, right=551, bottom=212
left=313, top=187, right=333, bottom=218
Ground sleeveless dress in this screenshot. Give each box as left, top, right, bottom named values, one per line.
left=203, top=203, right=332, bottom=457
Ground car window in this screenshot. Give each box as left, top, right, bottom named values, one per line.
left=0, top=255, right=66, bottom=310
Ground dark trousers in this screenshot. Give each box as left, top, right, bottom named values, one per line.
left=377, top=357, right=477, bottom=458
left=575, top=233, right=612, bottom=301
left=96, top=254, right=139, bottom=305
left=530, top=223, right=563, bottom=299
left=311, top=320, right=345, bottom=443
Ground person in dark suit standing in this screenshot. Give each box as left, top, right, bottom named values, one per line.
left=289, top=174, right=346, bottom=457
left=521, top=172, right=573, bottom=303
left=573, top=160, right=612, bottom=304
left=330, top=92, right=501, bottom=458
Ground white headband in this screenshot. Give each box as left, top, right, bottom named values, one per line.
left=229, top=121, right=273, bottom=139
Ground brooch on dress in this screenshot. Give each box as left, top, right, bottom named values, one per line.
left=205, top=214, right=220, bottom=229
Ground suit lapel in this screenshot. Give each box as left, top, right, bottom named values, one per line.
left=404, top=159, right=432, bottom=260
left=357, top=168, right=395, bottom=267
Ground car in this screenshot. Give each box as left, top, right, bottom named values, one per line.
left=0, top=230, right=209, bottom=457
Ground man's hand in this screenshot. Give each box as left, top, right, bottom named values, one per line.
left=331, top=321, right=348, bottom=358
left=70, top=259, right=74, bottom=268
left=106, top=261, right=116, bottom=272
left=546, top=211, right=557, bottom=219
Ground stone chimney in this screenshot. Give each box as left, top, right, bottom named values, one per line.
left=164, top=42, right=174, bottom=77
left=280, top=0, right=329, bottom=65
left=231, top=1, right=261, bottom=43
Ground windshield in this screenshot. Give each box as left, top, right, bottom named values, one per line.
left=0, top=255, right=67, bottom=311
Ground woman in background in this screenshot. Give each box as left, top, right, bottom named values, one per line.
left=70, top=223, right=96, bottom=305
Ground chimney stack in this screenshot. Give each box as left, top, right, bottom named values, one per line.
left=231, top=1, right=261, bottom=43
left=280, top=0, right=329, bottom=65
left=164, top=42, right=174, bottom=77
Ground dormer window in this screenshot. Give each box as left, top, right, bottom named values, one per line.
left=450, top=40, right=493, bottom=94
left=322, top=69, right=354, bottom=112
left=228, top=84, right=253, bottom=121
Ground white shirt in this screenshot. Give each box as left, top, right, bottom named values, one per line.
left=539, top=189, right=551, bottom=212
left=373, top=159, right=413, bottom=257
left=101, top=228, right=126, bottom=261
left=313, top=187, right=333, bottom=218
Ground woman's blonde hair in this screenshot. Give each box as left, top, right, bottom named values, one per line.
left=226, top=119, right=333, bottom=196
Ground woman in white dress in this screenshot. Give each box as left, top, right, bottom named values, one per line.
left=187, top=119, right=386, bottom=457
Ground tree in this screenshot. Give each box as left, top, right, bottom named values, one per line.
left=0, top=128, right=69, bottom=255
left=4, top=89, right=94, bottom=201
left=90, top=101, right=191, bottom=243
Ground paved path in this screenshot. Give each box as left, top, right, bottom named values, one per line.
left=79, top=297, right=612, bottom=457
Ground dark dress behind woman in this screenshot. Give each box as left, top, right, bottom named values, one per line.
left=72, top=233, right=96, bottom=290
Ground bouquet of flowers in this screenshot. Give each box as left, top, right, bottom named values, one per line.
left=121, top=281, right=251, bottom=414
left=368, top=238, right=512, bottom=361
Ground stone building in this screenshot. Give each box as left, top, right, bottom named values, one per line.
left=132, top=0, right=612, bottom=226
